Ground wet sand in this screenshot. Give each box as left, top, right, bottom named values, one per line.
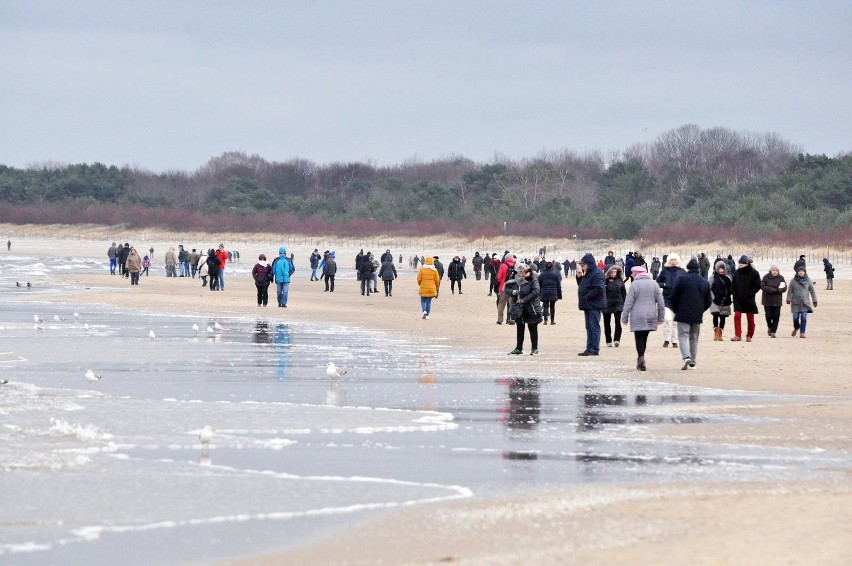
left=5, top=226, right=851, bottom=564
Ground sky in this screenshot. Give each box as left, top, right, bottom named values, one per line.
left=1, top=1, right=850, bottom=173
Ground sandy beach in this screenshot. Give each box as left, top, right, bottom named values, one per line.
left=4, top=224, right=852, bottom=565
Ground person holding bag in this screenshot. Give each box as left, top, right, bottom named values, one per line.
left=507, top=264, right=542, bottom=356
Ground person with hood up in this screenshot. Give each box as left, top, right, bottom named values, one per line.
left=322, top=251, right=337, bottom=292
left=760, top=264, right=787, bottom=338
left=603, top=264, right=626, bottom=347
left=125, top=247, right=142, bottom=286
left=697, top=252, right=711, bottom=280
left=787, top=265, right=817, bottom=338
left=107, top=242, right=118, bottom=275
left=358, top=253, right=375, bottom=296
left=731, top=255, right=761, bottom=341
left=118, top=243, right=131, bottom=277
left=488, top=254, right=501, bottom=295
left=417, top=256, right=440, bottom=319
left=538, top=261, right=562, bottom=325
left=472, top=252, right=484, bottom=280
left=447, top=256, right=467, bottom=294
left=624, top=252, right=635, bottom=282
left=656, top=253, right=685, bottom=347
left=823, top=258, right=835, bottom=290
left=506, top=263, right=542, bottom=355
left=650, top=256, right=662, bottom=280
left=309, top=249, right=322, bottom=281
left=670, top=257, right=712, bottom=370
left=495, top=255, right=517, bottom=324
left=709, top=260, right=733, bottom=341
left=252, top=254, right=272, bottom=307
left=271, top=246, right=295, bottom=307
left=205, top=249, right=221, bottom=291
left=379, top=255, right=398, bottom=296
left=576, top=253, right=606, bottom=356
left=621, top=265, right=665, bottom=371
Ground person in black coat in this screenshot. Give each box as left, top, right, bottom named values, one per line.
left=603, top=265, right=626, bottom=347
left=671, top=257, right=712, bottom=369
left=538, top=261, right=561, bottom=325
left=576, top=253, right=606, bottom=356
left=731, top=255, right=761, bottom=341
left=358, top=254, right=375, bottom=296
left=823, top=258, right=834, bottom=290
left=507, top=264, right=542, bottom=356
left=432, top=256, right=444, bottom=297
left=447, top=256, right=467, bottom=294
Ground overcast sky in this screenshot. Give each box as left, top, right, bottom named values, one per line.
left=2, top=1, right=849, bottom=172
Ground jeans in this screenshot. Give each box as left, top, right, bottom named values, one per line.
left=180, top=261, right=190, bottom=277
left=277, top=282, right=290, bottom=306
left=793, top=311, right=809, bottom=334
left=218, top=269, right=225, bottom=290
left=420, top=297, right=433, bottom=315
left=109, top=258, right=117, bottom=274
left=583, top=309, right=601, bottom=353
left=677, top=322, right=701, bottom=362
left=311, top=268, right=318, bottom=280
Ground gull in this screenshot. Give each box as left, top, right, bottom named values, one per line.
left=326, top=362, right=347, bottom=378
left=192, top=323, right=199, bottom=334
left=83, top=323, right=90, bottom=331
left=85, top=369, right=102, bottom=383
left=0, top=379, right=8, bottom=385
left=74, top=312, right=80, bottom=320
left=206, top=326, right=214, bottom=334
left=33, top=315, right=45, bottom=323
left=53, top=315, right=63, bottom=322
left=148, top=330, right=156, bottom=339
left=199, top=426, right=213, bottom=453
left=214, top=322, right=223, bottom=330
left=27, top=282, right=32, bottom=288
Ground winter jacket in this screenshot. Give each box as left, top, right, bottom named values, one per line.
left=577, top=253, right=606, bottom=311
left=823, top=259, right=835, bottom=279
left=621, top=270, right=665, bottom=332
left=107, top=244, right=118, bottom=260
left=787, top=273, right=817, bottom=314
left=496, top=257, right=517, bottom=292
left=509, top=272, right=542, bottom=324
left=379, top=260, right=397, bottom=281
left=472, top=254, right=483, bottom=271
left=417, top=258, right=441, bottom=298
left=624, top=255, right=635, bottom=279
left=656, top=265, right=685, bottom=308
left=310, top=252, right=321, bottom=269
left=164, top=248, right=177, bottom=267
left=433, top=259, right=444, bottom=280
left=732, top=264, right=761, bottom=314
left=447, top=260, right=466, bottom=281
left=760, top=272, right=787, bottom=307
left=709, top=261, right=733, bottom=315
left=603, top=266, right=626, bottom=313
left=215, top=249, right=229, bottom=271
left=357, top=257, right=375, bottom=280
left=538, top=268, right=562, bottom=302
left=206, top=252, right=220, bottom=273
left=322, top=258, right=337, bottom=277
left=670, top=269, right=712, bottom=324
left=125, top=249, right=142, bottom=272
left=252, top=263, right=271, bottom=288
left=272, top=255, right=295, bottom=284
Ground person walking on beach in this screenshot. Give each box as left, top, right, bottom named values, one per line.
left=417, top=256, right=440, bottom=319
left=142, top=255, right=150, bottom=276
left=731, top=255, right=761, bottom=342
left=650, top=256, right=661, bottom=280
left=576, top=253, right=605, bottom=356
left=506, top=263, right=542, bottom=356
left=495, top=255, right=517, bottom=324
left=656, top=253, right=684, bottom=348
left=206, top=249, right=221, bottom=291
left=710, top=260, right=733, bottom=341
left=107, top=242, right=118, bottom=275
left=697, top=252, right=711, bottom=280
left=271, top=246, right=295, bottom=307
left=488, top=254, right=501, bottom=296
left=823, top=258, right=835, bottom=290
left=178, top=245, right=189, bottom=277
left=125, top=247, right=142, bottom=286
left=670, top=257, right=712, bottom=370
left=164, top=247, right=177, bottom=278
left=603, top=265, right=626, bottom=347
left=118, top=243, right=131, bottom=277
left=447, top=256, right=467, bottom=294
left=358, top=253, right=375, bottom=296
left=379, top=255, right=397, bottom=296
left=538, top=261, right=561, bottom=325
left=310, top=249, right=321, bottom=281
left=760, top=265, right=787, bottom=338
left=197, top=253, right=209, bottom=287
left=215, top=244, right=229, bottom=290
left=472, top=252, right=483, bottom=280
left=252, top=254, right=272, bottom=307
left=432, top=256, right=444, bottom=297
left=188, top=248, right=200, bottom=278
left=788, top=266, right=817, bottom=338
left=322, top=251, right=337, bottom=292
left=793, top=254, right=806, bottom=273
left=621, top=265, right=665, bottom=371
left=6, top=240, right=10, bottom=251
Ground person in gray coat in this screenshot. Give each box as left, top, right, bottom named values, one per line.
left=379, top=258, right=398, bottom=297
left=787, top=266, right=817, bottom=338
left=621, top=265, right=665, bottom=371
left=671, top=257, right=712, bottom=370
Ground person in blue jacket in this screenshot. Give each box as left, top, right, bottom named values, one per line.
left=271, top=246, right=295, bottom=307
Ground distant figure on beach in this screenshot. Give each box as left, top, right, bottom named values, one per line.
left=164, top=247, right=177, bottom=277
left=118, top=243, right=131, bottom=277
left=188, top=248, right=200, bottom=278
left=149, top=247, right=154, bottom=260
left=731, top=255, right=761, bottom=342
left=603, top=265, right=625, bottom=347
left=108, top=242, right=118, bottom=275
left=271, top=246, right=295, bottom=307
left=417, top=256, right=440, bottom=320
left=670, top=257, right=712, bottom=370
left=197, top=252, right=209, bottom=287
left=142, top=255, right=150, bottom=276
left=788, top=265, right=817, bottom=338
left=495, top=254, right=517, bottom=325
left=621, top=265, right=665, bottom=371
left=125, top=247, right=142, bottom=286
left=447, top=256, right=466, bottom=294
left=471, top=252, right=483, bottom=280
left=322, top=251, right=337, bottom=292
left=379, top=254, right=397, bottom=297
left=538, top=261, right=562, bottom=325
left=358, top=252, right=376, bottom=296
left=432, top=257, right=444, bottom=297
left=215, top=244, right=229, bottom=290
left=822, top=258, right=834, bottom=290
left=309, top=249, right=321, bottom=281
left=576, top=253, right=605, bottom=356
left=206, top=249, right=221, bottom=290
left=657, top=253, right=684, bottom=348
left=6, top=240, right=10, bottom=251
left=178, top=245, right=189, bottom=277
left=252, top=254, right=272, bottom=307
left=710, top=260, right=733, bottom=341
left=760, top=265, right=786, bottom=338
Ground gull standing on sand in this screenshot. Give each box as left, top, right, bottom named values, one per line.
left=199, top=426, right=213, bottom=454
left=0, top=379, right=9, bottom=385
left=206, top=326, right=214, bottom=334
left=214, top=322, right=223, bottom=330
left=326, top=362, right=347, bottom=378
left=148, top=330, right=156, bottom=339
left=33, top=315, right=44, bottom=323
left=192, top=324, right=199, bottom=334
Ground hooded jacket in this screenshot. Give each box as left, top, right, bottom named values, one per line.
left=496, top=257, right=516, bottom=293
left=509, top=270, right=542, bottom=324
left=447, top=258, right=466, bottom=281
left=603, top=265, right=626, bottom=313
left=709, top=260, right=733, bottom=314
left=538, top=266, right=562, bottom=302
left=379, top=259, right=397, bottom=280
left=417, top=257, right=441, bottom=298
left=787, top=270, right=817, bottom=313
left=577, top=253, right=606, bottom=311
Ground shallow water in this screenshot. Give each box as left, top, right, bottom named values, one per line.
left=0, top=254, right=847, bottom=564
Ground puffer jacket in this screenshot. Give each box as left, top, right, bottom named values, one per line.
left=577, top=253, right=606, bottom=311
left=509, top=272, right=542, bottom=324
left=417, top=258, right=441, bottom=298
left=538, top=268, right=561, bottom=302
left=760, top=271, right=787, bottom=307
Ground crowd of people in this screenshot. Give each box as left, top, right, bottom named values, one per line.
left=105, top=240, right=834, bottom=370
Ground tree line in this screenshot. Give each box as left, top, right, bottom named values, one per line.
left=1, top=124, right=850, bottom=243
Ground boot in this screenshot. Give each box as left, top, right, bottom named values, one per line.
left=637, top=356, right=646, bottom=371
left=713, top=327, right=721, bottom=341
left=543, top=316, right=549, bottom=324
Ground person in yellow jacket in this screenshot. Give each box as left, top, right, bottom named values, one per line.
left=417, top=256, right=441, bottom=320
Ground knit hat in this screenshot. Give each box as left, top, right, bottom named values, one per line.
left=667, top=253, right=680, bottom=266
left=687, top=257, right=700, bottom=271
left=738, top=255, right=749, bottom=264
left=631, top=265, right=648, bottom=279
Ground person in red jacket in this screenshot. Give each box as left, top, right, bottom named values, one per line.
left=495, top=255, right=517, bottom=325
left=215, top=244, right=229, bottom=291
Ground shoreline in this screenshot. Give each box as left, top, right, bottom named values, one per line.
left=6, top=227, right=852, bottom=564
